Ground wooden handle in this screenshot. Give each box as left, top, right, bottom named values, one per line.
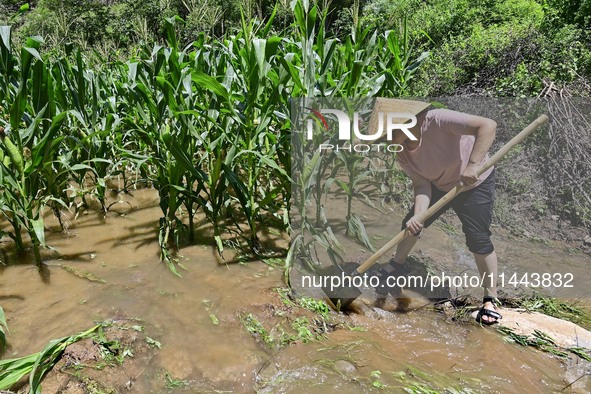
left=354, top=114, right=549, bottom=274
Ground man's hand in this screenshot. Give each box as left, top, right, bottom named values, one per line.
left=406, top=215, right=424, bottom=236
left=460, top=163, right=480, bottom=186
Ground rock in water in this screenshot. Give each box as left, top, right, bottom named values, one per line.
left=473, top=308, right=591, bottom=349
left=333, top=360, right=357, bottom=374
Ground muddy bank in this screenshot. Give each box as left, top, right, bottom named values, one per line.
left=11, top=319, right=158, bottom=394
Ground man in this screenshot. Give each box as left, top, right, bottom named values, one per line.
left=373, top=99, right=501, bottom=325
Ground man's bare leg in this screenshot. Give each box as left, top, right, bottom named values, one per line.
left=474, top=251, right=499, bottom=323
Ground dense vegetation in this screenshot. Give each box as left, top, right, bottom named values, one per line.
left=1, top=2, right=590, bottom=392
left=3, top=0, right=590, bottom=96
left=362, top=0, right=591, bottom=96
left=1, top=0, right=426, bottom=275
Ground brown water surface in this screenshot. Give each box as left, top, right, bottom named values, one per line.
left=0, top=189, right=587, bottom=392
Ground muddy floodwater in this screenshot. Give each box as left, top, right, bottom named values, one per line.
left=1, top=189, right=590, bottom=392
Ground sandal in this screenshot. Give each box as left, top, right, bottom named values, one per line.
left=475, top=297, right=502, bottom=325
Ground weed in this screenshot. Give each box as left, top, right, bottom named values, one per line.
left=115, top=348, right=134, bottom=364
left=497, top=326, right=571, bottom=358
left=567, top=347, right=591, bottom=362
left=145, top=337, right=162, bottom=350
left=291, top=317, right=315, bottom=343
left=79, top=375, right=116, bottom=394
left=164, top=371, right=189, bottom=389
left=239, top=313, right=273, bottom=347
left=517, top=291, right=591, bottom=330
left=274, top=288, right=331, bottom=321
left=240, top=302, right=328, bottom=349
left=370, top=370, right=387, bottom=389
left=274, top=287, right=295, bottom=306
left=297, top=297, right=330, bottom=318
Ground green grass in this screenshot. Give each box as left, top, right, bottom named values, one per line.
left=515, top=291, right=591, bottom=330
left=239, top=313, right=274, bottom=347
left=496, top=325, right=591, bottom=362
left=297, top=297, right=331, bottom=318
left=239, top=289, right=333, bottom=349
left=164, top=371, right=189, bottom=389
left=291, top=317, right=315, bottom=343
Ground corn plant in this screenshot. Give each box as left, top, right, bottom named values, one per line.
left=0, top=28, right=70, bottom=264
left=0, top=112, right=68, bottom=263
left=121, top=15, right=292, bottom=265
left=217, top=13, right=290, bottom=255
left=54, top=50, right=118, bottom=213
left=119, top=18, right=214, bottom=272
left=180, top=32, right=243, bottom=255
left=286, top=1, right=429, bottom=276
left=289, top=122, right=345, bottom=273
left=0, top=0, right=429, bottom=277
left=0, top=27, right=15, bottom=108
left=285, top=2, right=337, bottom=274
left=379, top=20, right=429, bottom=96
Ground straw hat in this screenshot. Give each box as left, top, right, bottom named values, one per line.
left=367, top=98, right=431, bottom=136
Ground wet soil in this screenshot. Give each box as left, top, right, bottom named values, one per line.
left=13, top=319, right=157, bottom=394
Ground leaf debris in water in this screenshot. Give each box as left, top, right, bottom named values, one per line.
left=60, top=265, right=107, bottom=283
left=145, top=337, right=162, bottom=349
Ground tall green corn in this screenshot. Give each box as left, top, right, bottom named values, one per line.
left=0, top=0, right=427, bottom=275
left=0, top=28, right=70, bottom=264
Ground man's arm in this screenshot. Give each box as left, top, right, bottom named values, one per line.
left=454, top=114, right=497, bottom=185
left=406, top=170, right=432, bottom=235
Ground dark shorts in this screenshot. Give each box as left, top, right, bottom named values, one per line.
left=402, top=169, right=496, bottom=255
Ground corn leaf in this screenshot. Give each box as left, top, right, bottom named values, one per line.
left=0, top=305, right=7, bottom=350
left=31, top=218, right=46, bottom=248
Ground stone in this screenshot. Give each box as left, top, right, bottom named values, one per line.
left=333, top=360, right=357, bottom=374
left=472, top=308, right=591, bottom=349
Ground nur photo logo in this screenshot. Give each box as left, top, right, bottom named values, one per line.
left=303, top=105, right=418, bottom=153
